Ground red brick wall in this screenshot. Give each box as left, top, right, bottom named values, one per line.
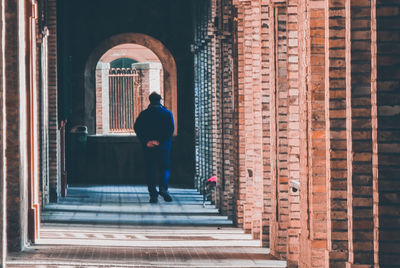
left=2, top=0, right=400, bottom=267
left=200, top=0, right=400, bottom=267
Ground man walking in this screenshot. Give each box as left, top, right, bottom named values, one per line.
left=134, top=92, right=174, bottom=203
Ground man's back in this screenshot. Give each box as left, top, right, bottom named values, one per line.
left=134, top=104, right=174, bottom=149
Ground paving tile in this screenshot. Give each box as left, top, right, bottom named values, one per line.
left=7, top=185, right=286, bottom=267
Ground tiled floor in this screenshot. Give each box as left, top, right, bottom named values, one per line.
left=40, top=185, right=232, bottom=226
left=7, top=185, right=287, bottom=267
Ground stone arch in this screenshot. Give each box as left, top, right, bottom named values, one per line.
left=84, top=33, right=177, bottom=134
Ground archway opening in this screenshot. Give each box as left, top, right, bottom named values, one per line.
left=94, top=43, right=164, bottom=135
left=67, top=34, right=179, bottom=186
left=84, top=33, right=178, bottom=135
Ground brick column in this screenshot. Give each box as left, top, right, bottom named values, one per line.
left=347, top=0, right=375, bottom=266
left=47, top=0, right=59, bottom=202
left=0, top=0, right=4, bottom=264
left=234, top=0, right=245, bottom=229
left=249, top=0, right=264, bottom=241
left=234, top=0, right=264, bottom=239
left=326, top=0, right=349, bottom=266
left=286, top=0, right=301, bottom=264
left=218, top=0, right=236, bottom=218
left=193, top=0, right=215, bottom=198
left=261, top=0, right=272, bottom=248
left=298, top=0, right=329, bottom=266
left=95, top=62, right=110, bottom=134
left=297, top=0, right=310, bottom=265
left=272, top=2, right=290, bottom=258
left=4, top=0, right=30, bottom=251
left=209, top=0, right=221, bottom=211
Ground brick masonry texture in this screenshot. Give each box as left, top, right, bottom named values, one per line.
left=5, top=0, right=26, bottom=252
left=348, top=0, right=375, bottom=266
left=0, top=0, right=4, bottom=264
left=195, top=0, right=400, bottom=267
left=47, top=0, right=59, bottom=202
left=2, top=0, right=400, bottom=267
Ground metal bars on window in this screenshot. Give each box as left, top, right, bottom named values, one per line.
left=109, top=68, right=139, bottom=133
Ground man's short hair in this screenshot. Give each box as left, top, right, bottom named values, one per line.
left=149, top=92, right=162, bottom=103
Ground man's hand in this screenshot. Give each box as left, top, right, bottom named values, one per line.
left=146, top=140, right=160, bottom=148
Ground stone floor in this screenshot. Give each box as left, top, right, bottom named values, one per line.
left=7, top=185, right=287, bottom=267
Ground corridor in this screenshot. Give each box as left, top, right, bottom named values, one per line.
left=1, top=0, right=399, bottom=267
left=7, top=186, right=286, bottom=267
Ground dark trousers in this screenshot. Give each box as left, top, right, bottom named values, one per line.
left=144, top=147, right=171, bottom=197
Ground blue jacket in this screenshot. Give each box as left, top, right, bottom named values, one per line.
left=134, top=103, right=174, bottom=150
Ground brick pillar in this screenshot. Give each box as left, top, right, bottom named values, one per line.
left=95, top=62, right=110, bottom=134
left=326, top=0, right=349, bottom=266
left=298, top=0, right=329, bottom=266
left=39, top=27, right=50, bottom=204
left=209, top=0, right=219, bottom=210
left=4, top=0, right=30, bottom=251
left=286, top=0, right=301, bottom=265
left=376, top=0, right=400, bottom=266
left=297, top=0, right=310, bottom=265
left=219, top=0, right=236, bottom=219
left=193, top=0, right=215, bottom=196
left=234, top=0, right=264, bottom=239
left=47, top=0, right=59, bottom=202
left=272, top=3, right=290, bottom=258
left=261, top=0, right=272, bottom=248
left=249, top=0, right=264, bottom=241
left=234, top=0, right=245, bottom=229
left=0, top=0, right=4, bottom=264
left=347, top=0, right=375, bottom=266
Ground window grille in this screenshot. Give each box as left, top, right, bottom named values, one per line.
left=108, top=68, right=140, bottom=133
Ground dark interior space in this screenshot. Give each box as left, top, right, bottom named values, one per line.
left=58, top=0, right=195, bottom=186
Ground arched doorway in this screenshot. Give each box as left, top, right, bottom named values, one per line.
left=94, top=43, right=164, bottom=135
left=84, top=33, right=178, bottom=135
left=66, top=33, right=179, bottom=185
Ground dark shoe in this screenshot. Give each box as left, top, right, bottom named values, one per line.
left=149, top=196, right=158, bottom=203
left=159, top=191, right=172, bottom=202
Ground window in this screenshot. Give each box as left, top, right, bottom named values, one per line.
left=95, top=44, right=163, bottom=135
left=108, top=68, right=139, bottom=133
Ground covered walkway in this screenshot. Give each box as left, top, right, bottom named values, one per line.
left=0, top=0, right=399, bottom=267
left=7, top=186, right=286, bottom=267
